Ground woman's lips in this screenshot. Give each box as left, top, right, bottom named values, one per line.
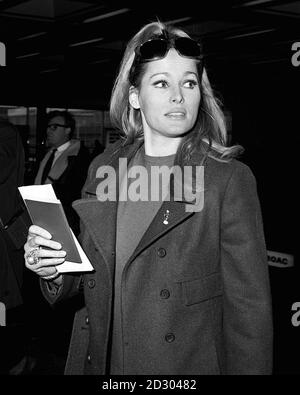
left=165, top=111, right=186, bottom=119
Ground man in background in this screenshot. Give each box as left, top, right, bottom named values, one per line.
left=35, top=110, right=91, bottom=236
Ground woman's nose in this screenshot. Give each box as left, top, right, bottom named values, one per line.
left=170, top=86, right=184, bottom=104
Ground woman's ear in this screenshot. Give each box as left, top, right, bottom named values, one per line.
left=129, top=86, right=140, bottom=109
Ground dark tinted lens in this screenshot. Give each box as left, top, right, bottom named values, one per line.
left=139, top=39, right=168, bottom=60
left=175, top=37, right=201, bottom=58
left=47, top=124, right=59, bottom=131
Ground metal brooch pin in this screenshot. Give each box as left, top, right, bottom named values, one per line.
left=163, top=209, right=170, bottom=225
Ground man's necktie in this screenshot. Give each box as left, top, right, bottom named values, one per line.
left=41, top=148, right=57, bottom=184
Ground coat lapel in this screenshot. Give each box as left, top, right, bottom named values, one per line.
left=34, top=140, right=81, bottom=184
left=127, top=199, right=195, bottom=265
left=34, top=150, right=52, bottom=184
left=48, top=140, right=81, bottom=181
left=73, top=197, right=117, bottom=282
left=125, top=148, right=207, bottom=265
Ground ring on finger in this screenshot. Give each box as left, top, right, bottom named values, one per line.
left=26, top=247, right=41, bottom=265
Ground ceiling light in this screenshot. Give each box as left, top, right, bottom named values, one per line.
left=17, top=32, right=47, bottom=41
left=252, top=58, right=286, bottom=65
left=89, top=59, right=110, bottom=65
left=233, top=0, right=275, bottom=7
left=165, top=17, right=192, bottom=25
left=40, top=68, right=59, bottom=74
left=69, top=37, right=104, bottom=47
left=83, top=8, right=130, bottom=23
left=16, top=52, right=40, bottom=59
left=224, top=28, right=275, bottom=39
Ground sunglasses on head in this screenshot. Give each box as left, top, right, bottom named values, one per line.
left=135, top=34, right=203, bottom=62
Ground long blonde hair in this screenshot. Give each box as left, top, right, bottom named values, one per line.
left=110, top=21, right=243, bottom=163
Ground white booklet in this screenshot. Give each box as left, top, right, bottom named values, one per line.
left=19, top=184, right=94, bottom=273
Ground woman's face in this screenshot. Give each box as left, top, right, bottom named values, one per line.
left=131, top=48, right=201, bottom=140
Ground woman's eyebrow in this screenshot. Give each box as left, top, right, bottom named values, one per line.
left=149, top=72, right=169, bottom=79
left=149, top=71, right=198, bottom=79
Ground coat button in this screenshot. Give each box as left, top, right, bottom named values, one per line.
left=160, top=289, right=170, bottom=299
left=157, top=248, right=166, bottom=258
left=87, top=354, right=92, bottom=363
left=85, top=316, right=89, bottom=325
left=88, top=279, right=95, bottom=288
left=165, top=333, right=175, bottom=343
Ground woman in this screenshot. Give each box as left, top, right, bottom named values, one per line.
left=24, top=21, right=273, bottom=375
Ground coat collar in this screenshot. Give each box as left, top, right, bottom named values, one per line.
left=83, top=138, right=143, bottom=197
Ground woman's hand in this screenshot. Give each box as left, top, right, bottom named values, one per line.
left=24, top=225, right=66, bottom=285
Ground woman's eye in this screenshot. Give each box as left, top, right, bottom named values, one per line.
left=153, top=80, right=168, bottom=88
left=183, top=80, right=198, bottom=88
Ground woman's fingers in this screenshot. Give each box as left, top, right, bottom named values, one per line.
left=28, top=225, right=52, bottom=239
left=26, top=224, right=61, bottom=250
left=25, top=245, right=66, bottom=270
left=38, top=248, right=66, bottom=259
left=25, top=256, right=65, bottom=272
left=34, top=257, right=66, bottom=267
left=26, top=235, right=62, bottom=251
left=24, top=225, right=66, bottom=280
left=25, top=250, right=66, bottom=267
left=25, top=225, right=61, bottom=256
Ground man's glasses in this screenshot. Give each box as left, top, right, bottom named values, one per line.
left=47, top=123, right=68, bottom=131
left=135, top=35, right=203, bottom=62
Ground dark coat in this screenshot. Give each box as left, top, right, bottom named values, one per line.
left=42, top=139, right=273, bottom=375
left=0, top=118, right=26, bottom=309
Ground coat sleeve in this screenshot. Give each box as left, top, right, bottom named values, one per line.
left=40, top=273, right=82, bottom=305
left=220, top=162, right=273, bottom=375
